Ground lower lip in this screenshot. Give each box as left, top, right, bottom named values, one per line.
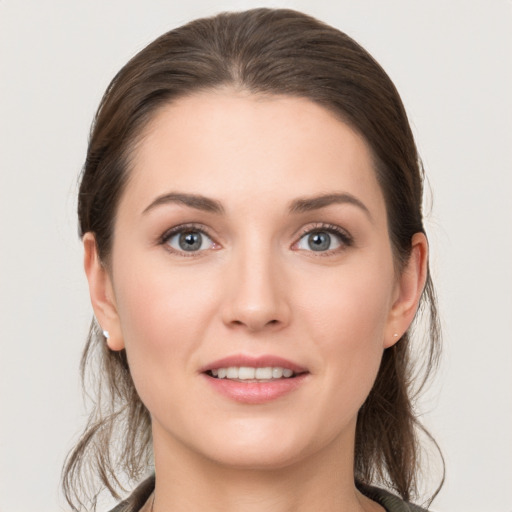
left=202, top=373, right=308, bottom=404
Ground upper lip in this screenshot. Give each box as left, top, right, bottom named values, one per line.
left=200, top=354, right=307, bottom=374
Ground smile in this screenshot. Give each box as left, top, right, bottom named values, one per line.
left=208, top=366, right=296, bottom=380
left=201, top=355, right=308, bottom=403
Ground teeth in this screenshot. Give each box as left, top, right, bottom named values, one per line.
left=238, top=367, right=255, bottom=379
left=272, top=367, right=283, bottom=378
left=255, top=367, right=272, bottom=379
left=226, top=367, right=238, bottom=379
left=210, top=366, right=296, bottom=380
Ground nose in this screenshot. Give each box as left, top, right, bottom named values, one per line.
left=221, top=243, right=291, bottom=333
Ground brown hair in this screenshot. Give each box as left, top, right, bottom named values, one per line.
left=63, top=8, right=442, bottom=510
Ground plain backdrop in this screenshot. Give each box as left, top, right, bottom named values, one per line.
left=1, top=1, right=511, bottom=511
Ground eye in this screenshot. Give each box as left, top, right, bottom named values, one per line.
left=294, top=225, right=352, bottom=253
left=163, top=227, right=216, bottom=254
left=297, top=231, right=341, bottom=252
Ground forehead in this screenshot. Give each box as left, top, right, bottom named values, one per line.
left=122, top=90, right=385, bottom=217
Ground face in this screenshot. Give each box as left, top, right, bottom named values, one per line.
left=87, top=90, right=423, bottom=471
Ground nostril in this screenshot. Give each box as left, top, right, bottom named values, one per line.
left=228, top=317, right=281, bottom=331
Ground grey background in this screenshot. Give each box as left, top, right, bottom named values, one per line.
left=1, top=1, right=511, bottom=511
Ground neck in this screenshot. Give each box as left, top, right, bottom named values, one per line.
left=150, top=423, right=380, bottom=512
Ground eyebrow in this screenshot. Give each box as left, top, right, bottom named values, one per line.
left=142, top=192, right=225, bottom=215
left=142, top=191, right=371, bottom=220
left=289, top=193, right=372, bottom=220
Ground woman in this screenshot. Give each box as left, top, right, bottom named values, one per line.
left=63, top=8, right=442, bottom=512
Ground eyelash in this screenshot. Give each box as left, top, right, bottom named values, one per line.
left=159, top=223, right=216, bottom=257
left=158, top=222, right=353, bottom=256
left=294, top=223, right=354, bottom=255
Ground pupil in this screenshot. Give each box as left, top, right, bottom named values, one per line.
left=308, top=232, right=330, bottom=251
left=179, top=232, right=202, bottom=251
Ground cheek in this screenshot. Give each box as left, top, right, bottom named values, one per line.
left=111, top=268, right=217, bottom=433
left=298, top=258, right=394, bottom=349
left=114, top=252, right=218, bottom=340
left=111, top=257, right=220, bottom=398
left=295, top=255, right=395, bottom=404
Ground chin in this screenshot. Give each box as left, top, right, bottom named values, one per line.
left=187, top=419, right=342, bottom=473
left=203, top=443, right=307, bottom=471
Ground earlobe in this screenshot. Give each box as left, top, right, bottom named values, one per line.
left=83, top=233, right=125, bottom=351
left=384, top=232, right=428, bottom=348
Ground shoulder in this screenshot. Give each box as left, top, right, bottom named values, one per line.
left=107, top=475, right=155, bottom=512
left=358, top=483, right=429, bottom=512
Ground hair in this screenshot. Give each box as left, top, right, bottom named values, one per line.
left=63, top=8, right=443, bottom=511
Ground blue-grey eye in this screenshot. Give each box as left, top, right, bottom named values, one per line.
left=166, top=230, right=213, bottom=252
left=297, top=230, right=342, bottom=252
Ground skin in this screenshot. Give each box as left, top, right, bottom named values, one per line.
left=84, top=90, right=427, bottom=512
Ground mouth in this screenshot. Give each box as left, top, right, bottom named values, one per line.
left=206, top=366, right=301, bottom=381
left=201, top=355, right=308, bottom=403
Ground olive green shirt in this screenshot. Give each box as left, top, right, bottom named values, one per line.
left=109, top=476, right=428, bottom=512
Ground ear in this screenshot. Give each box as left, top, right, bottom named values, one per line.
left=384, top=232, right=428, bottom=348
left=83, top=233, right=125, bottom=351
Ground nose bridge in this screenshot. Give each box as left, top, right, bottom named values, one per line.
left=222, top=234, right=289, bottom=331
